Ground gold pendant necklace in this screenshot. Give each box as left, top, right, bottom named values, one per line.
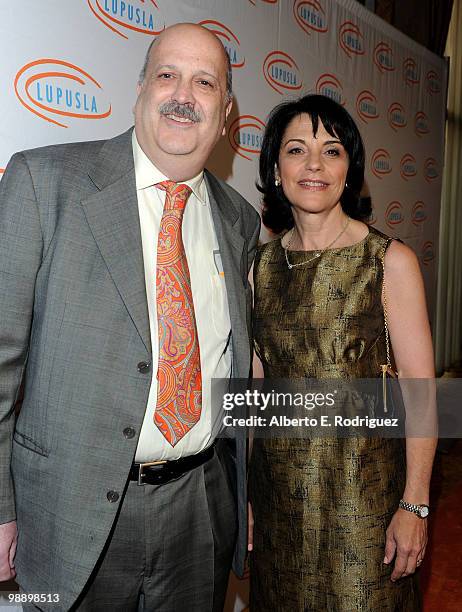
left=284, top=217, right=351, bottom=270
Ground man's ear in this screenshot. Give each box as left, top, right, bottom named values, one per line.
left=222, top=99, right=233, bottom=136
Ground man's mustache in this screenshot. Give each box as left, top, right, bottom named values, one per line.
left=159, top=101, right=202, bottom=123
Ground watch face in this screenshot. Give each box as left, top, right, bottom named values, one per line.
left=419, top=506, right=429, bottom=518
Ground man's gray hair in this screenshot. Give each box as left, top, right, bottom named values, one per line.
left=138, top=38, right=233, bottom=103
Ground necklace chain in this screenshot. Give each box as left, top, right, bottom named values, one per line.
left=283, top=217, right=351, bottom=270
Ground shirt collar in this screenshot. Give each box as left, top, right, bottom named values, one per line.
left=132, top=130, right=206, bottom=205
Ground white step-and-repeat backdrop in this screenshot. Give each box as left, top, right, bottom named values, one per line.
left=0, top=0, right=448, bottom=321
left=0, top=0, right=448, bottom=320
left=0, top=1, right=449, bottom=609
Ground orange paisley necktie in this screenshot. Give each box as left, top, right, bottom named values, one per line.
left=154, top=181, right=202, bottom=446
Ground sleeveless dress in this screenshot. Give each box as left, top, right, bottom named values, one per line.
left=249, top=226, right=421, bottom=611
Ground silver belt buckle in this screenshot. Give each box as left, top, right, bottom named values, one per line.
left=137, top=460, right=168, bottom=486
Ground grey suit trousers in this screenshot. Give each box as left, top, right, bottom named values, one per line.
left=21, top=443, right=236, bottom=612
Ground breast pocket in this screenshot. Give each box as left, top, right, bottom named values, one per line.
left=210, top=273, right=231, bottom=340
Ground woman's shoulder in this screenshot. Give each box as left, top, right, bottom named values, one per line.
left=366, top=225, right=397, bottom=258
left=366, top=226, right=419, bottom=271
left=369, top=225, right=416, bottom=261
left=384, top=238, right=420, bottom=274
left=256, top=235, right=282, bottom=258
left=254, top=235, right=282, bottom=272
left=367, top=225, right=392, bottom=245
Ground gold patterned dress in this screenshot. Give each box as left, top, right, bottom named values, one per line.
left=249, top=226, right=421, bottom=611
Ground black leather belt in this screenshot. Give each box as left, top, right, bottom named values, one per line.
left=130, top=443, right=215, bottom=486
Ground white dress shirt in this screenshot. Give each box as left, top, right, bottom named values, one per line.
left=132, top=131, right=232, bottom=461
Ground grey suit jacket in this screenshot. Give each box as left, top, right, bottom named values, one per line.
left=0, top=128, right=260, bottom=609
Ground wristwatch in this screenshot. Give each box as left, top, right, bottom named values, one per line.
left=399, top=499, right=430, bottom=518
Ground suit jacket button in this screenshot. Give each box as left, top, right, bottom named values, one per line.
left=137, top=361, right=151, bottom=373
left=123, top=427, right=136, bottom=439
left=107, top=490, right=119, bottom=503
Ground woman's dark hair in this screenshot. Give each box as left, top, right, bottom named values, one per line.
left=258, top=94, right=370, bottom=233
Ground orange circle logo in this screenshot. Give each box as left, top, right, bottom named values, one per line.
left=403, top=57, right=420, bottom=85
left=338, top=21, right=365, bottom=58
left=356, top=90, right=379, bottom=123
left=228, top=115, right=265, bottom=161
left=415, top=112, right=430, bottom=137
left=421, top=241, right=435, bottom=266
left=316, top=73, right=344, bottom=105
left=373, top=42, right=395, bottom=73
left=87, top=0, right=163, bottom=39
left=412, top=201, right=427, bottom=226
left=400, top=154, right=417, bottom=180
left=424, top=158, right=438, bottom=182
left=371, top=149, right=392, bottom=179
left=385, top=201, right=404, bottom=228
left=263, top=51, right=303, bottom=95
left=14, top=59, right=112, bottom=128
left=387, top=102, right=407, bottom=132
left=426, top=70, right=441, bottom=94
left=200, top=20, right=245, bottom=68
left=293, top=0, right=329, bottom=35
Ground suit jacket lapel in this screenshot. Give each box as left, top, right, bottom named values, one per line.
left=81, top=129, right=151, bottom=354
left=205, top=172, right=248, bottom=376
left=80, top=138, right=249, bottom=360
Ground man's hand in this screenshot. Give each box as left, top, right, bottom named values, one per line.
left=383, top=509, right=427, bottom=581
left=0, top=521, right=18, bottom=581
left=247, top=502, right=254, bottom=552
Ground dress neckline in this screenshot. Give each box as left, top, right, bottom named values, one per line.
left=279, top=227, right=371, bottom=255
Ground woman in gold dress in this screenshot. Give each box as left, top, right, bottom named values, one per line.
left=248, top=94, right=436, bottom=611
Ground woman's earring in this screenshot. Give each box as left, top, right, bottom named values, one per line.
left=275, top=176, right=281, bottom=187
left=345, top=182, right=349, bottom=188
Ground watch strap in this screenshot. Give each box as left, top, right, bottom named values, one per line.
left=399, top=499, right=429, bottom=518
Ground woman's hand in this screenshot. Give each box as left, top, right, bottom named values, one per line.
left=248, top=502, right=254, bottom=552
left=383, top=509, right=427, bottom=581
left=0, top=520, right=17, bottom=581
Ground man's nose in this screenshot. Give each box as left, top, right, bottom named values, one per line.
left=172, top=78, right=194, bottom=105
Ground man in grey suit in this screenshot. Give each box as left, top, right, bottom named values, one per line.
left=0, top=23, right=260, bottom=611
